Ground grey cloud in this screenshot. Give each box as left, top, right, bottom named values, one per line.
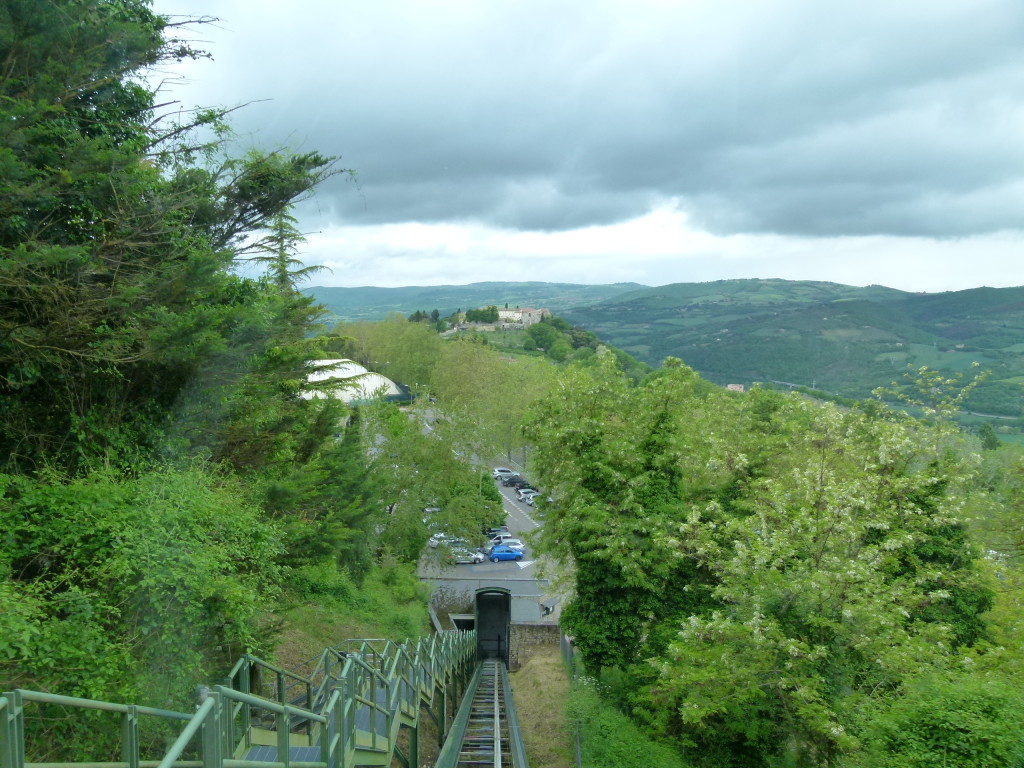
left=160, top=0, right=1024, bottom=238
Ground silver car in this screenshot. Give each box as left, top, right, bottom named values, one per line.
left=446, top=545, right=485, bottom=564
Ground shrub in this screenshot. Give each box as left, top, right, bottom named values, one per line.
left=567, top=679, right=691, bottom=768
left=843, top=674, right=1024, bottom=768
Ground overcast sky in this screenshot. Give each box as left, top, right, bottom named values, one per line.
left=153, top=0, right=1024, bottom=292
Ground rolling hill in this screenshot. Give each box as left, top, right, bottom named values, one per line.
left=305, top=281, right=646, bottom=323
left=562, top=279, right=1024, bottom=417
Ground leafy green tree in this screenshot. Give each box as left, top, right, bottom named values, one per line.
left=527, top=356, right=994, bottom=767
left=358, top=401, right=501, bottom=561
left=334, top=314, right=442, bottom=389
left=977, top=421, right=1000, bottom=450
left=526, top=321, right=562, bottom=350
left=465, top=305, right=499, bottom=323
left=431, top=338, right=556, bottom=460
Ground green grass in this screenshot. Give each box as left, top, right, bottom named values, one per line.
left=567, top=681, right=692, bottom=768
left=272, top=561, right=430, bottom=671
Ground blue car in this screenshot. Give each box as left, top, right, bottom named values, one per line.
left=487, top=545, right=524, bottom=562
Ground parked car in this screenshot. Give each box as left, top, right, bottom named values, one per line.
left=500, top=473, right=523, bottom=486
left=516, top=487, right=540, bottom=502
left=505, top=477, right=532, bottom=490
left=486, top=545, right=524, bottom=562
left=483, top=525, right=510, bottom=537
left=421, top=506, right=441, bottom=523
left=491, top=538, right=524, bottom=551
left=446, top=545, right=485, bottom=564
left=492, top=467, right=516, bottom=479
left=488, top=532, right=520, bottom=548
left=428, top=532, right=457, bottom=548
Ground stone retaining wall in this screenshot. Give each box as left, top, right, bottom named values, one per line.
left=509, top=622, right=561, bottom=670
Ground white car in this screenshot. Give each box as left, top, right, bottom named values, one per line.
left=488, top=534, right=525, bottom=551
left=492, top=467, right=517, bottom=479
left=516, top=488, right=540, bottom=502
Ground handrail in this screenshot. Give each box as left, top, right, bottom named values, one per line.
left=225, top=655, right=312, bottom=688
left=213, top=688, right=324, bottom=723
left=6, top=629, right=478, bottom=768
left=11, top=691, right=191, bottom=721
left=156, top=696, right=216, bottom=768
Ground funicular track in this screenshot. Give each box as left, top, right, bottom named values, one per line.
left=433, top=659, right=527, bottom=768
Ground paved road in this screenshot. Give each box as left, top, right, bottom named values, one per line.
left=421, top=472, right=562, bottom=623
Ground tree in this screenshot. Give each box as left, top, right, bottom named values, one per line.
left=0, top=0, right=341, bottom=472
left=978, top=421, right=1000, bottom=450
left=358, top=401, right=503, bottom=562
left=527, top=358, right=994, bottom=767
left=249, top=209, right=324, bottom=289
left=526, top=321, right=561, bottom=350
left=333, top=314, right=442, bottom=389
left=431, top=339, right=556, bottom=460
left=465, top=305, right=499, bottom=323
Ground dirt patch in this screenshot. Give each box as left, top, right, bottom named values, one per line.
left=509, top=646, right=573, bottom=768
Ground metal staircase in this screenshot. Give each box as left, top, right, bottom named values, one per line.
left=2, top=634, right=531, bottom=768
left=2, top=633, right=482, bottom=768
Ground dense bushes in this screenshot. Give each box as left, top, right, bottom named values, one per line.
left=843, top=675, right=1024, bottom=768
left=567, top=679, right=690, bottom=768
left=0, top=467, right=283, bottom=753
left=529, top=358, right=1000, bottom=767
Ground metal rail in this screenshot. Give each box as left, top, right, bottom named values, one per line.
left=434, top=660, right=529, bottom=768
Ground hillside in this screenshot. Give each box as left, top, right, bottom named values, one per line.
left=306, top=281, right=646, bottom=322
left=562, top=279, right=1024, bottom=417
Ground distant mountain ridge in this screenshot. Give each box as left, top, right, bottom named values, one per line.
left=306, top=281, right=647, bottom=322
left=561, top=279, right=1024, bottom=418
left=308, top=278, right=1023, bottom=420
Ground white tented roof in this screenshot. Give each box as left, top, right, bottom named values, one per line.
left=301, top=359, right=404, bottom=403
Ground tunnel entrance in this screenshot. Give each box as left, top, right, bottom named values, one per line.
left=475, top=588, right=511, bottom=665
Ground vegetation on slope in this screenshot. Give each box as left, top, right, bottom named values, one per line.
left=525, top=355, right=1024, bottom=767
left=562, top=278, right=1024, bottom=424
left=0, top=2, right=421, bottom=758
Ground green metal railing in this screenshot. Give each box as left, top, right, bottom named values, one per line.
left=2, top=631, right=477, bottom=768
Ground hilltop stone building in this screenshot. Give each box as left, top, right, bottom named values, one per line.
left=497, top=307, right=549, bottom=327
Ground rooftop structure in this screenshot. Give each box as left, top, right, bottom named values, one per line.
left=301, top=359, right=411, bottom=403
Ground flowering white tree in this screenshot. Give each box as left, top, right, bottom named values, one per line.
left=528, top=359, right=993, bottom=767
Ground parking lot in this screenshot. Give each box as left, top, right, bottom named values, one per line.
left=419, top=467, right=561, bottom=623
